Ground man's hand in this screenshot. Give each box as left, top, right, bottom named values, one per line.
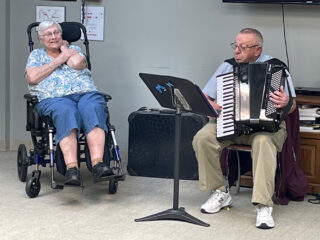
left=205, top=94, right=222, bottom=111
left=269, top=85, right=289, bottom=109
left=210, top=100, right=222, bottom=111
left=205, top=94, right=222, bottom=119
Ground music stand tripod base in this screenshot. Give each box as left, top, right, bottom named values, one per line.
left=135, top=207, right=210, bottom=227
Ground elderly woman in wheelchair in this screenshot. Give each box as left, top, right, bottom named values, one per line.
left=24, top=20, right=114, bottom=187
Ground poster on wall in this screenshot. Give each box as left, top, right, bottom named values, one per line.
left=81, top=6, right=104, bottom=41
left=36, top=6, right=65, bottom=23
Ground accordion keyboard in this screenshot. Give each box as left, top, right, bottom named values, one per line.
left=216, top=72, right=235, bottom=140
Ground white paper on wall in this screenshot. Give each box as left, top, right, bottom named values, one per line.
left=81, top=6, right=104, bottom=41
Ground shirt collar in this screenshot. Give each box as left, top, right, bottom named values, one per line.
left=255, top=53, right=266, bottom=63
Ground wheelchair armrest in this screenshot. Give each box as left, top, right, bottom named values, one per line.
left=100, top=92, right=112, bottom=102
left=24, top=94, right=40, bottom=131
left=24, top=93, right=39, bottom=104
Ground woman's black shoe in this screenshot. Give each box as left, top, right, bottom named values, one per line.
left=64, top=167, right=81, bottom=186
left=92, top=162, right=114, bottom=181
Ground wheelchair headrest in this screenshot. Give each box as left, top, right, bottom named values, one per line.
left=60, top=22, right=82, bottom=43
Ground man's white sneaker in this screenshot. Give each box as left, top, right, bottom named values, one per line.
left=200, top=189, right=232, bottom=214
left=256, top=205, right=275, bottom=229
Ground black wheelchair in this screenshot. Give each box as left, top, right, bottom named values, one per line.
left=17, top=22, right=125, bottom=198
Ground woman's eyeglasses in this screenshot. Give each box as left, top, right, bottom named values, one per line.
left=41, top=30, right=62, bottom=38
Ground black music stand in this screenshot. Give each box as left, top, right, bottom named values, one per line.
left=135, top=73, right=218, bottom=227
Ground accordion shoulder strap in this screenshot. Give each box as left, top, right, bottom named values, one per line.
left=224, top=57, right=288, bottom=69
left=266, top=58, right=288, bottom=70
left=224, top=58, right=237, bottom=66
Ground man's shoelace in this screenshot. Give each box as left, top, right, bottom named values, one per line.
left=257, top=207, right=271, bottom=218
left=207, top=190, right=224, bottom=203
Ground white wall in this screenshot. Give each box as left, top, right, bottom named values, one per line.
left=4, top=0, right=320, bottom=152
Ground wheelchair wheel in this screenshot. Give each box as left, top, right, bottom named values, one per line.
left=17, top=144, right=28, bottom=182
left=26, top=176, right=41, bottom=198
left=108, top=178, right=118, bottom=194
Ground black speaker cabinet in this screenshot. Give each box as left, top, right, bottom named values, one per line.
left=127, top=108, right=207, bottom=180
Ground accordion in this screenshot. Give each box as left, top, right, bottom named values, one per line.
left=216, top=62, right=292, bottom=142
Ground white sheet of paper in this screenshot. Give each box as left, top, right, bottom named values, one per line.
left=81, top=6, right=104, bottom=41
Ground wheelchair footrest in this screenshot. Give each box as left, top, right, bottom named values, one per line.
left=93, top=174, right=125, bottom=182
left=51, top=182, right=64, bottom=190
left=116, top=174, right=126, bottom=181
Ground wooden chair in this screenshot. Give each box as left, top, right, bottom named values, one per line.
left=225, top=144, right=252, bottom=194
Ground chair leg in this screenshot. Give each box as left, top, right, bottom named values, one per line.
left=235, top=150, right=241, bottom=194
left=224, top=149, right=231, bottom=193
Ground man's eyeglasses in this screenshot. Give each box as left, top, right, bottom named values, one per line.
left=41, top=30, right=62, bottom=38
left=230, top=42, right=259, bottom=51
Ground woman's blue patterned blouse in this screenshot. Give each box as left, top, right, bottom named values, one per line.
left=25, top=45, right=97, bottom=101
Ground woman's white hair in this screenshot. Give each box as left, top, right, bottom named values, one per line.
left=37, top=20, right=62, bottom=37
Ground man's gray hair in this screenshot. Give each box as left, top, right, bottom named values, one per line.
left=37, top=20, right=62, bottom=37
left=240, top=28, right=263, bottom=46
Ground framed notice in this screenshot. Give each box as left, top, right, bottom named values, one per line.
left=36, top=6, right=66, bottom=23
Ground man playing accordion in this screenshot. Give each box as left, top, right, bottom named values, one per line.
left=192, top=28, right=296, bottom=229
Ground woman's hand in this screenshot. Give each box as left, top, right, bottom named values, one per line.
left=58, top=42, right=86, bottom=70
left=61, top=40, right=68, bottom=48
left=59, top=41, right=77, bottom=62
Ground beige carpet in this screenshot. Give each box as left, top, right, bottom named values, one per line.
left=0, top=151, right=319, bottom=240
